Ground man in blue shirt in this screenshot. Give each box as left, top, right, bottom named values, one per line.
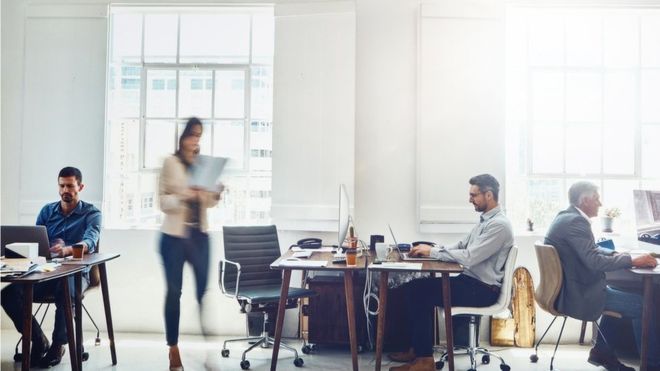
left=1, top=167, right=101, bottom=367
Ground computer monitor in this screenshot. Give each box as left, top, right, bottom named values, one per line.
left=633, top=189, right=660, bottom=245
left=338, top=184, right=351, bottom=252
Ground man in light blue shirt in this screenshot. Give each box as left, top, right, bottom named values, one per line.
left=389, top=174, right=513, bottom=371
left=1, top=167, right=101, bottom=367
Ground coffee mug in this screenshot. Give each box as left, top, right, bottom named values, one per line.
left=72, top=244, right=84, bottom=260
left=375, top=242, right=392, bottom=261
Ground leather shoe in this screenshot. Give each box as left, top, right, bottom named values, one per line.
left=30, top=334, right=50, bottom=365
left=169, top=345, right=184, bottom=371
left=388, top=348, right=416, bottom=362
left=587, top=347, right=634, bottom=371
left=389, top=356, right=435, bottom=371
left=38, top=344, right=65, bottom=368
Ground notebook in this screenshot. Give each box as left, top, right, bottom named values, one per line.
left=387, top=224, right=437, bottom=261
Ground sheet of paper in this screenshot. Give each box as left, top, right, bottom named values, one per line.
left=369, top=262, right=423, bottom=270
left=271, top=259, right=328, bottom=268
left=189, top=155, right=227, bottom=191
left=290, top=246, right=334, bottom=253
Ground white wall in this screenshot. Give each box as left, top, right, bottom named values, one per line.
left=1, top=0, right=590, bottom=345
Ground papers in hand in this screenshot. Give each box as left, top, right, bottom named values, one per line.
left=189, top=155, right=227, bottom=191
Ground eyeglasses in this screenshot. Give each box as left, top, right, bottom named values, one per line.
left=469, top=192, right=483, bottom=199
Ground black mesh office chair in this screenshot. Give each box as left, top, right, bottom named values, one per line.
left=219, top=225, right=317, bottom=370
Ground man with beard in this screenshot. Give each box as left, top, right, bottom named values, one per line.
left=1, top=167, right=101, bottom=367
left=388, top=174, right=514, bottom=371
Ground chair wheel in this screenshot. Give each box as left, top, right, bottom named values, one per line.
left=468, top=369, right=477, bottom=371
left=240, top=360, right=250, bottom=369
left=13, top=353, right=22, bottom=362
left=500, top=364, right=511, bottom=371
left=294, top=357, right=304, bottom=367
left=95, top=337, right=101, bottom=346
left=530, top=354, right=539, bottom=363
left=82, top=352, right=89, bottom=362
left=435, top=360, right=444, bottom=370
left=482, top=354, right=490, bottom=364
left=221, top=349, right=230, bottom=357
left=301, top=345, right=312, bottom=354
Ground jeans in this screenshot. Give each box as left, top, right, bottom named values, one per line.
left=403, top=274, right=500, bottom=357
left=596, top=286, right=660, bottom=366
left=1, top=275, right=89, bottom=346
left=160, top=228, right=210, bottom=346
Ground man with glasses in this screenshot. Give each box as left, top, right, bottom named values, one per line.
left=388, top=174, right=514, bottom=371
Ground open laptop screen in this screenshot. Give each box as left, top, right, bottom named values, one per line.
left=1, top=225, right=51, bottom=259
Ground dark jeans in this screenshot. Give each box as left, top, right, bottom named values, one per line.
left=403, top=274, right=500, bottom=357
left=1, top=275, right=88, bottom=346
left=159, top=228, right=210, bottom=346
left=596, top=286, right=660, bottom=366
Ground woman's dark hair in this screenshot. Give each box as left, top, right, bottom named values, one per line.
left=176, top=117, right=203, bottom=163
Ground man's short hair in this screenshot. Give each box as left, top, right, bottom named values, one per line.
left=469, top=174, right=500, bottom=201
left=568, top=181, right=598, bottom=207
left=58, top=167, right=82, bottom=184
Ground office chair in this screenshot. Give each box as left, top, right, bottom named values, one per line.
left=219, top=225, right=317, bottom=370
left=435, top=246, right=517, bottom=371
left=13, top=244, right=103, bottom=363
left=530, top=242, right=621, bottom=370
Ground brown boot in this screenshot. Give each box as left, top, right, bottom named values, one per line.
left=169, top=345, right=184, bottom=371
left=388, top=348, right=416, bottom=362
left=389, top=357, right=435, bottom=371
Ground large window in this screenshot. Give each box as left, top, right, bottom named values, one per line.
left=506, top=7, right=660, bottom=232
left=104, top=7, right=274, bottom=228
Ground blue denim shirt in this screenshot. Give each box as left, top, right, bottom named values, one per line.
left=36, top=200, right=102, bottom=253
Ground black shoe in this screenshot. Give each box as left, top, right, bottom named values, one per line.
left=30, top=334, right=50, bottom=365
left=38, top=344, right=65, bottom=368
left=587, top=347, right=634, bottom=371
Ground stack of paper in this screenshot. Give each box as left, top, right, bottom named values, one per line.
left=0, top=258, right=38, bottom=277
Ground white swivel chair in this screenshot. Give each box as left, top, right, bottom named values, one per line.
left=436, top=246, right=517, bottom=371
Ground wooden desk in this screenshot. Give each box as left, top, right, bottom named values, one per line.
left=368, top=255, right=464, bottom=371
left=630, top=267, right=660, bottom=371
left=270, top=250, right=369, bottom=371
left=62, top=252, right=120, bottom=369
left=2, top=264, right=85, bottom=371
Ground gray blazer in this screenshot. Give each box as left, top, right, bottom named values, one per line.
left=544, top=206, right=632, bottom=321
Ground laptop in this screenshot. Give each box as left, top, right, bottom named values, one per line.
left=387, top=224, right=437, bottom=261
left=1, top=225, right=51, bottom=260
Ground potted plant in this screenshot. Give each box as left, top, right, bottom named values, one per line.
left=601, top=207, right=621, bottom=233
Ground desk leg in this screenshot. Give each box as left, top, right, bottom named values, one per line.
left=74, top=272, right=83, bottom=370
left=21, top=284, right=33, bottom=371
left=375, top=272, right=389, bottom=371
left=343, top=271, right=359, bottom=371
left=640, top=276, right=653, bottom=371
left=270, top=269, right=291, bottom=371
left=441, top=273, right=455, bottom=371
left=99, top=263, right=117, bottom=365
left=62, top=277, right=79, bottom=371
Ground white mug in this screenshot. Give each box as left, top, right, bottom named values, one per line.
left=375, top=242, right=392, bottom=261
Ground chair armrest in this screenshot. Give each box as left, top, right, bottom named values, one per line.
left=219, top=259, right=241, bottom=300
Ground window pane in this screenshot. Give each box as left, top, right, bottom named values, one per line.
left=213, top=120, right=244, bottom=170
left=111, top=14, right=142, bottom=63
left=602, top=179, right=639, bottom=232
left=145, top=120, right=176, bottom=168
left=177, top=121, right=212, bottom=156
left=108, top=65, right=141, bottom=118
left=641, top=70, right=660, bottom=122
left=251, top=66, right=273, bottom=120
left=566, top=72, right=601, bottom=122
left=604, top=71, right=636, bottom=123
left=527, top=179, right=564, bottom=228
left=214, top=70, right=245, bottom=118
left=566, top=14, right=601, bottom=67
left=179, top=70, right=212, bottom=118
left=144, top=14, right=177, bottom=63
left=138, top=173, right=162, bottom=225
left=105, top=172, right=138, bottom=227
left=566, top=124, right=601, bottom=174
left=528, top=14, right=564, bottom=66
left=641, top=15, right=660, bottom=67
left=252, top=14, right=274, bottom=64
left=179, top=14, right=250, bottom=64
left=603, top=15, right=639, bottom=67
left=642, top=125, right=660, bottom=177
left=532, top=71, right=564, bottom=122
left=603, top=124, right=634, bottom=175
left=106, top=119, right=140, bottom=173
left=250, top=120, right=272, bottom=172
left=146, top=70, right=176, bottom=117
left=532, top=124, right=564, bottom=173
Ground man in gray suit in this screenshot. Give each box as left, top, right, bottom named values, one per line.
left=545, top=181, right=659, bottom=371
